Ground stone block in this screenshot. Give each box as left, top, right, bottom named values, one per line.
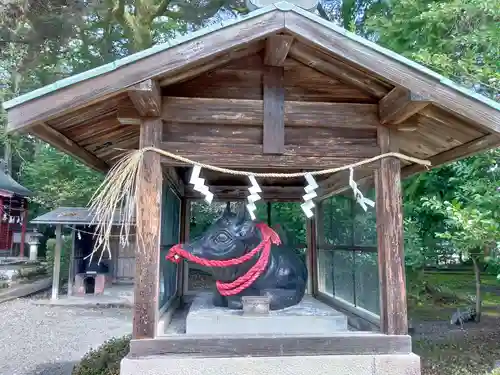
left=121, top=354, right=375, bottom=375
left=186, top=292, right=348, bottom=335
left=374, top=354, right=421, bottom=375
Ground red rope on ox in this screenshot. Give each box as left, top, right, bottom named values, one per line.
left=166, top=223, right=281, bottom=296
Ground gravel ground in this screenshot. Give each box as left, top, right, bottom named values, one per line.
left=0, top=297, right=132, bottom=375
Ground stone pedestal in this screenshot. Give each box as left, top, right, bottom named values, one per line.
left=186, top=292, right=348, bottom=335
left=121, top=353, right=421, bottom=375
left=29, top=243, right=38, bottom=261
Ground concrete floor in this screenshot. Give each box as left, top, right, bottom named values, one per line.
left=0, top=297, right=132, bottom=375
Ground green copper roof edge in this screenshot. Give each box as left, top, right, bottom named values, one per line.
left=2, top=4, right=278, bottom=110
left=289, top=5, right=500, bottom=112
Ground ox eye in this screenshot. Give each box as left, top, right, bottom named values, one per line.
left=216, top=233, right=229, bottom=243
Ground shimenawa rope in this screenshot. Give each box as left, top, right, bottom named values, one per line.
left=87, top=147, right=431, bottom=264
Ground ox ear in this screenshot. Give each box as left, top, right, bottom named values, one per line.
left=223, top=202, right=232, bottom=216
left=236, top=204, right=250, bottom=224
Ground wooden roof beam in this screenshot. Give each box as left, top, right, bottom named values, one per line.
left=127, top=79, right=161, bottom=117
left=319, top=133, right=500, bottom=198
left=117, top=102, right=141, bottom=125
left=401, top=133, right=500, bottom=177
left=31, top=123, right=109, bottom=172
left=264, top=35, right=294, bottom=67
left=160, top=141, right=376, bottom=169
left=378, top=87, right=430, bottom=125
left=161, top=97, right=379, bottom=129
left=160, top=41, right=265, bottom=87
left=186, top=185, right=304, bottom=201
left=318, top=169, right=374, bottom=199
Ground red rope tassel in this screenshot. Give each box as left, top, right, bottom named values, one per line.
left=166, top=223, right=280, bottom=296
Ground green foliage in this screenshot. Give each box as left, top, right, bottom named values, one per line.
left=19, top=145, right=104, bottom=212
left=190, top=201, right=307, bottom=252
left=365, top=0, right=500, bottom=99
left=71, top=335, right=131, bottom=375
left=423, top=198, right=499, bottom=257
left=45, top=235, right=72, bottom=283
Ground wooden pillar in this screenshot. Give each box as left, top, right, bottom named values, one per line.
left=375, top=125, right=407, bottom=335
left=181, top=198, right=191, bottom=296
left=305, top=218, right=317, bottom=295
left=51, top=224, right=62, bottom=300
left=133, top=116, right=163, bottom=339
left=315, top=200, right=326, bottom=294
left=67, top=226, right=76, bottom=296
left=20, top=198, right=28, bottom=257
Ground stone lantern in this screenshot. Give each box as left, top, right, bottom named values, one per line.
left=27, top=231, right=43, bottom=261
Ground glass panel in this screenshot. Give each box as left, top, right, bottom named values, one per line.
left=353, top=188, right=377, bottom=246
left=333, top=250, right=355, bottom=304
left=354, top=251, right=380, bottom=315
left=270, top=202, right=307, bottom=265
left=159, top=187, right=181, bottom=309
left=270, top=202, right=306, bottom=247
left=317, top=249, right=334, bottom=296
left=321, top=196, right=353, bottom=246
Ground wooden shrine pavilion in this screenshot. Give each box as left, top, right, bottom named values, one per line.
left=3, top=2, right=500, bottom=375
left=0, top=168, right=31, bottom=257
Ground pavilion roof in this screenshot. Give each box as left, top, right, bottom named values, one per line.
left=2, top=2, right=499, bottom=180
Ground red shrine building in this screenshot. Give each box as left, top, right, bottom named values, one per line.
left=0, top=169, right=31, bottom=257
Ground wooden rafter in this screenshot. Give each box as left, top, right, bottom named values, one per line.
left=127, top=79, right=161, bottom=117
left=117, top=103, right=142, bottom=125
left=159, top=41, right=264, bottom=87
left=31, top=123, right=109, bottom=172
left=288, top=43, right=391, bottom=99
left=402, top=133, right=500, bottom=177
left=264, top=34, right=294, bottom=67
left=378, top=87, right=429, bottom=125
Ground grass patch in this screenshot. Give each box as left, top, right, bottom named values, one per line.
left=409, top=270, right=500, bottom=374
left=409, top=271, right=500, bottom=321
left=424, top=272, right=499, bottom=290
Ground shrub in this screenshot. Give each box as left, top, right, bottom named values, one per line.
left=45, top=236, right=72, bottom=283
left=72, top=335, right=131, bottom=375
left=16, top=265, right=47, bottom=280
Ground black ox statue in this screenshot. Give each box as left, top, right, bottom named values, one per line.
left=167, top=204, right=308, bottom=311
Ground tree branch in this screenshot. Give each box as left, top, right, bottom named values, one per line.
left=111, top=0, right=126, bottom=22
left=153, top=0, right=172, bottom=19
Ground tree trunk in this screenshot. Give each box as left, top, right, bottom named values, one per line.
left=471, top=255, right=482, bottom=322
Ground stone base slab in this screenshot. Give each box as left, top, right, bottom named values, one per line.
left=121, top=353, right=421, bottom=375
left=186, top=292, right=348, bottom=335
